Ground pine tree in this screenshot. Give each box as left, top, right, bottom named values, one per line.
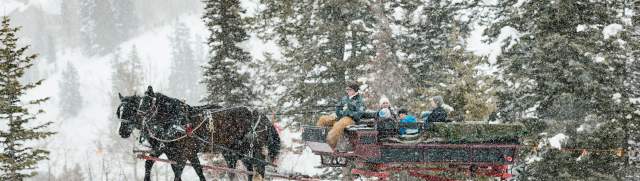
left=486, top=0, right=638, bottom=179
left=0, top=16, right=55, bottom=181
left=111, top=46, right=143, bottom=105
left=107, top=46, right=144, bottom=180
left=79, top=0, right=97, bottom=55
left=201, top=0, right=254, bottom=106
left=168, top=22, right=200, bottom=104
left=366, top=0, right=408, bottom=104
left=80, top=0, right=120, bottom=55
left=61, top=0, right=82, bottom=47
left=93, top=0, right=118, bottom=54
left=45, top=35, right=57, bottom=66
left=58, top=62, right=82, bottom=119
left=58, top=163, right=85, bottom=181
left=398, top=0, right=478, bottom=106
left=258, top=0, right=376, bottom=119
left=413, top=24, right=496, bottom=121
left=113, top=0, right=139, bottom=42
left=248, top=53, right=284, bottom=108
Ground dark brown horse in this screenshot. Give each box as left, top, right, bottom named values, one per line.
left=116, top=94, right=208, bottom=181
left=117, top=86, right=281, bottom=181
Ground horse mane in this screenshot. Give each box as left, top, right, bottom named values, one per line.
left=152, top=93, right=191, bottom=109
left=152, top=92, right=224, bottom=112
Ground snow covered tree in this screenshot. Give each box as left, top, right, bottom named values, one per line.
left=79, top=0, right=97, bottom=55
left=365, top=0, right=409, bottom=104
left=80, top=0, right=120, bottom=55
left=113, top=0, right=139, bottom=42
left=168, top=22, right=200, bottom=104
left=0, top=16, right=55, bottom=181
left=58, top=62, right=82, bottom=119
left=45, top=35, right=57, bottom=66
left=201, top=0, right=254, bottom=106
left=398, top=0, right=478, bottom=106
left=58, top=163, right=85, bottom=181
left=258, top=0, right=376, bottom=119
left=486, top=0, right=638, bottom=179
left=107, top=46, right=144, bottom=180
left=247, top=52, right=285, bottom=108
left=415, top=23, right=496, bottom=121
left=61, top=0, right=82, bottom=47
left=93, top=0, right=118, bottom=54
left=112, top=46, right=143, bottom=98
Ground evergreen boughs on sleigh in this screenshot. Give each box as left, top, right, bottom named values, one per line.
left=424, top=122, right=526, bottom=144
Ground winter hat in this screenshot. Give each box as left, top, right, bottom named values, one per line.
left=398, top=108, right=409, bottom=115
left=379, top=96, right=390, bottom=106
left=432, top=96, right=444, bottom=107
left=347, top=82, right=360, bottom=92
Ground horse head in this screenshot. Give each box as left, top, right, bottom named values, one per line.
left=137, top=85, right=157, bottom=115
left=116, top=93, right=143, bottom=138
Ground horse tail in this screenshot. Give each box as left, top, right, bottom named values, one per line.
left=266, top=119, right=281, bottom=162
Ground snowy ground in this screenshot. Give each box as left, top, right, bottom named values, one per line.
left=7, top=1, right=573, bottom=179
left=16, top=12, right=327, bottom=180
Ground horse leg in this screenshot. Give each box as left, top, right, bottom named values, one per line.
left=189, top=155, right=207, bottom=181
left=171, top=161, right=185, bottom=181
left=243, top=160, right=259, bottom=181
left=144, top=151, right=162, bottom=181
left=223, top=153, right=238, bottom=181
left=252, top=149, right=267, bottom=181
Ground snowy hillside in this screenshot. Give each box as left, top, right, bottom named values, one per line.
left=14, top=11, right=324, bottom=180
left=2, top=0, right=637, bottom=180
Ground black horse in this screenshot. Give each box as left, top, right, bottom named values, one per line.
left=116, top=94, right=208, bottom=181
left=117, top=86, right=281, bottom=181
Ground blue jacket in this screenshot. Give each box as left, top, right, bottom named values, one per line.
left=399, top=115, right=417, bottom=135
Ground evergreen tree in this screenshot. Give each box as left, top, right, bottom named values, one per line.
left=366, top=0, right=408, bottom=104
left=79, top=0, right=97, bottom=55
left=113, top=0, right=139, bottom=42
left=58, top=62, right=82, bottom=119
left=58, top=163, right=85, bottom=181
left=46, top=35, right=57, bottom=66
left=248, top=53, right=284, bottom=108
left=80, top=0, right=119, bottom=55
left=93, top=0, right=118, bottom=54
left=398, top=0, right=478, bottom=106
left=107, top=46, right=144, bottom=180
left=168, top=22, right=200, bottom=104
left=61, top=0, right=82, bottom=47
left=258, top=0, right=376, bottom=118
left=486, top=1, right=638, bottom=179
left=111, top=46, right=143, bottom=104
left=0, top=16, right=55, bottom=181
left=201, top=0, right=254, bottom=106
left=414, top=24, right=496, bottom=121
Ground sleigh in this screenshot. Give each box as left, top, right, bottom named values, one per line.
left=302, top=121, right=525, bottom=180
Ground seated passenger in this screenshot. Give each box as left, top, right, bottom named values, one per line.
left=421, top=111, right=431, bottom=129
left=376, top=96, right=397, bottom=138
left=428, top=96, right=448, bottom=122
left=377, top=96, right=397, bottom=120
left=316, top=82, right=365, bottom=149
left=398, top=108, right=418, bottom=135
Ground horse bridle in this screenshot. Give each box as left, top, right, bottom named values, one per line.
left=136, top=95, right=161, bottom=121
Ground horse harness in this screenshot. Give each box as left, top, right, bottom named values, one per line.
left=140, top=102, right=268, bottom=155
left=132, top=96, right=276, bottom=167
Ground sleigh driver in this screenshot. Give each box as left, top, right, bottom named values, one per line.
left=315, top=82, right=365, bottom=150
